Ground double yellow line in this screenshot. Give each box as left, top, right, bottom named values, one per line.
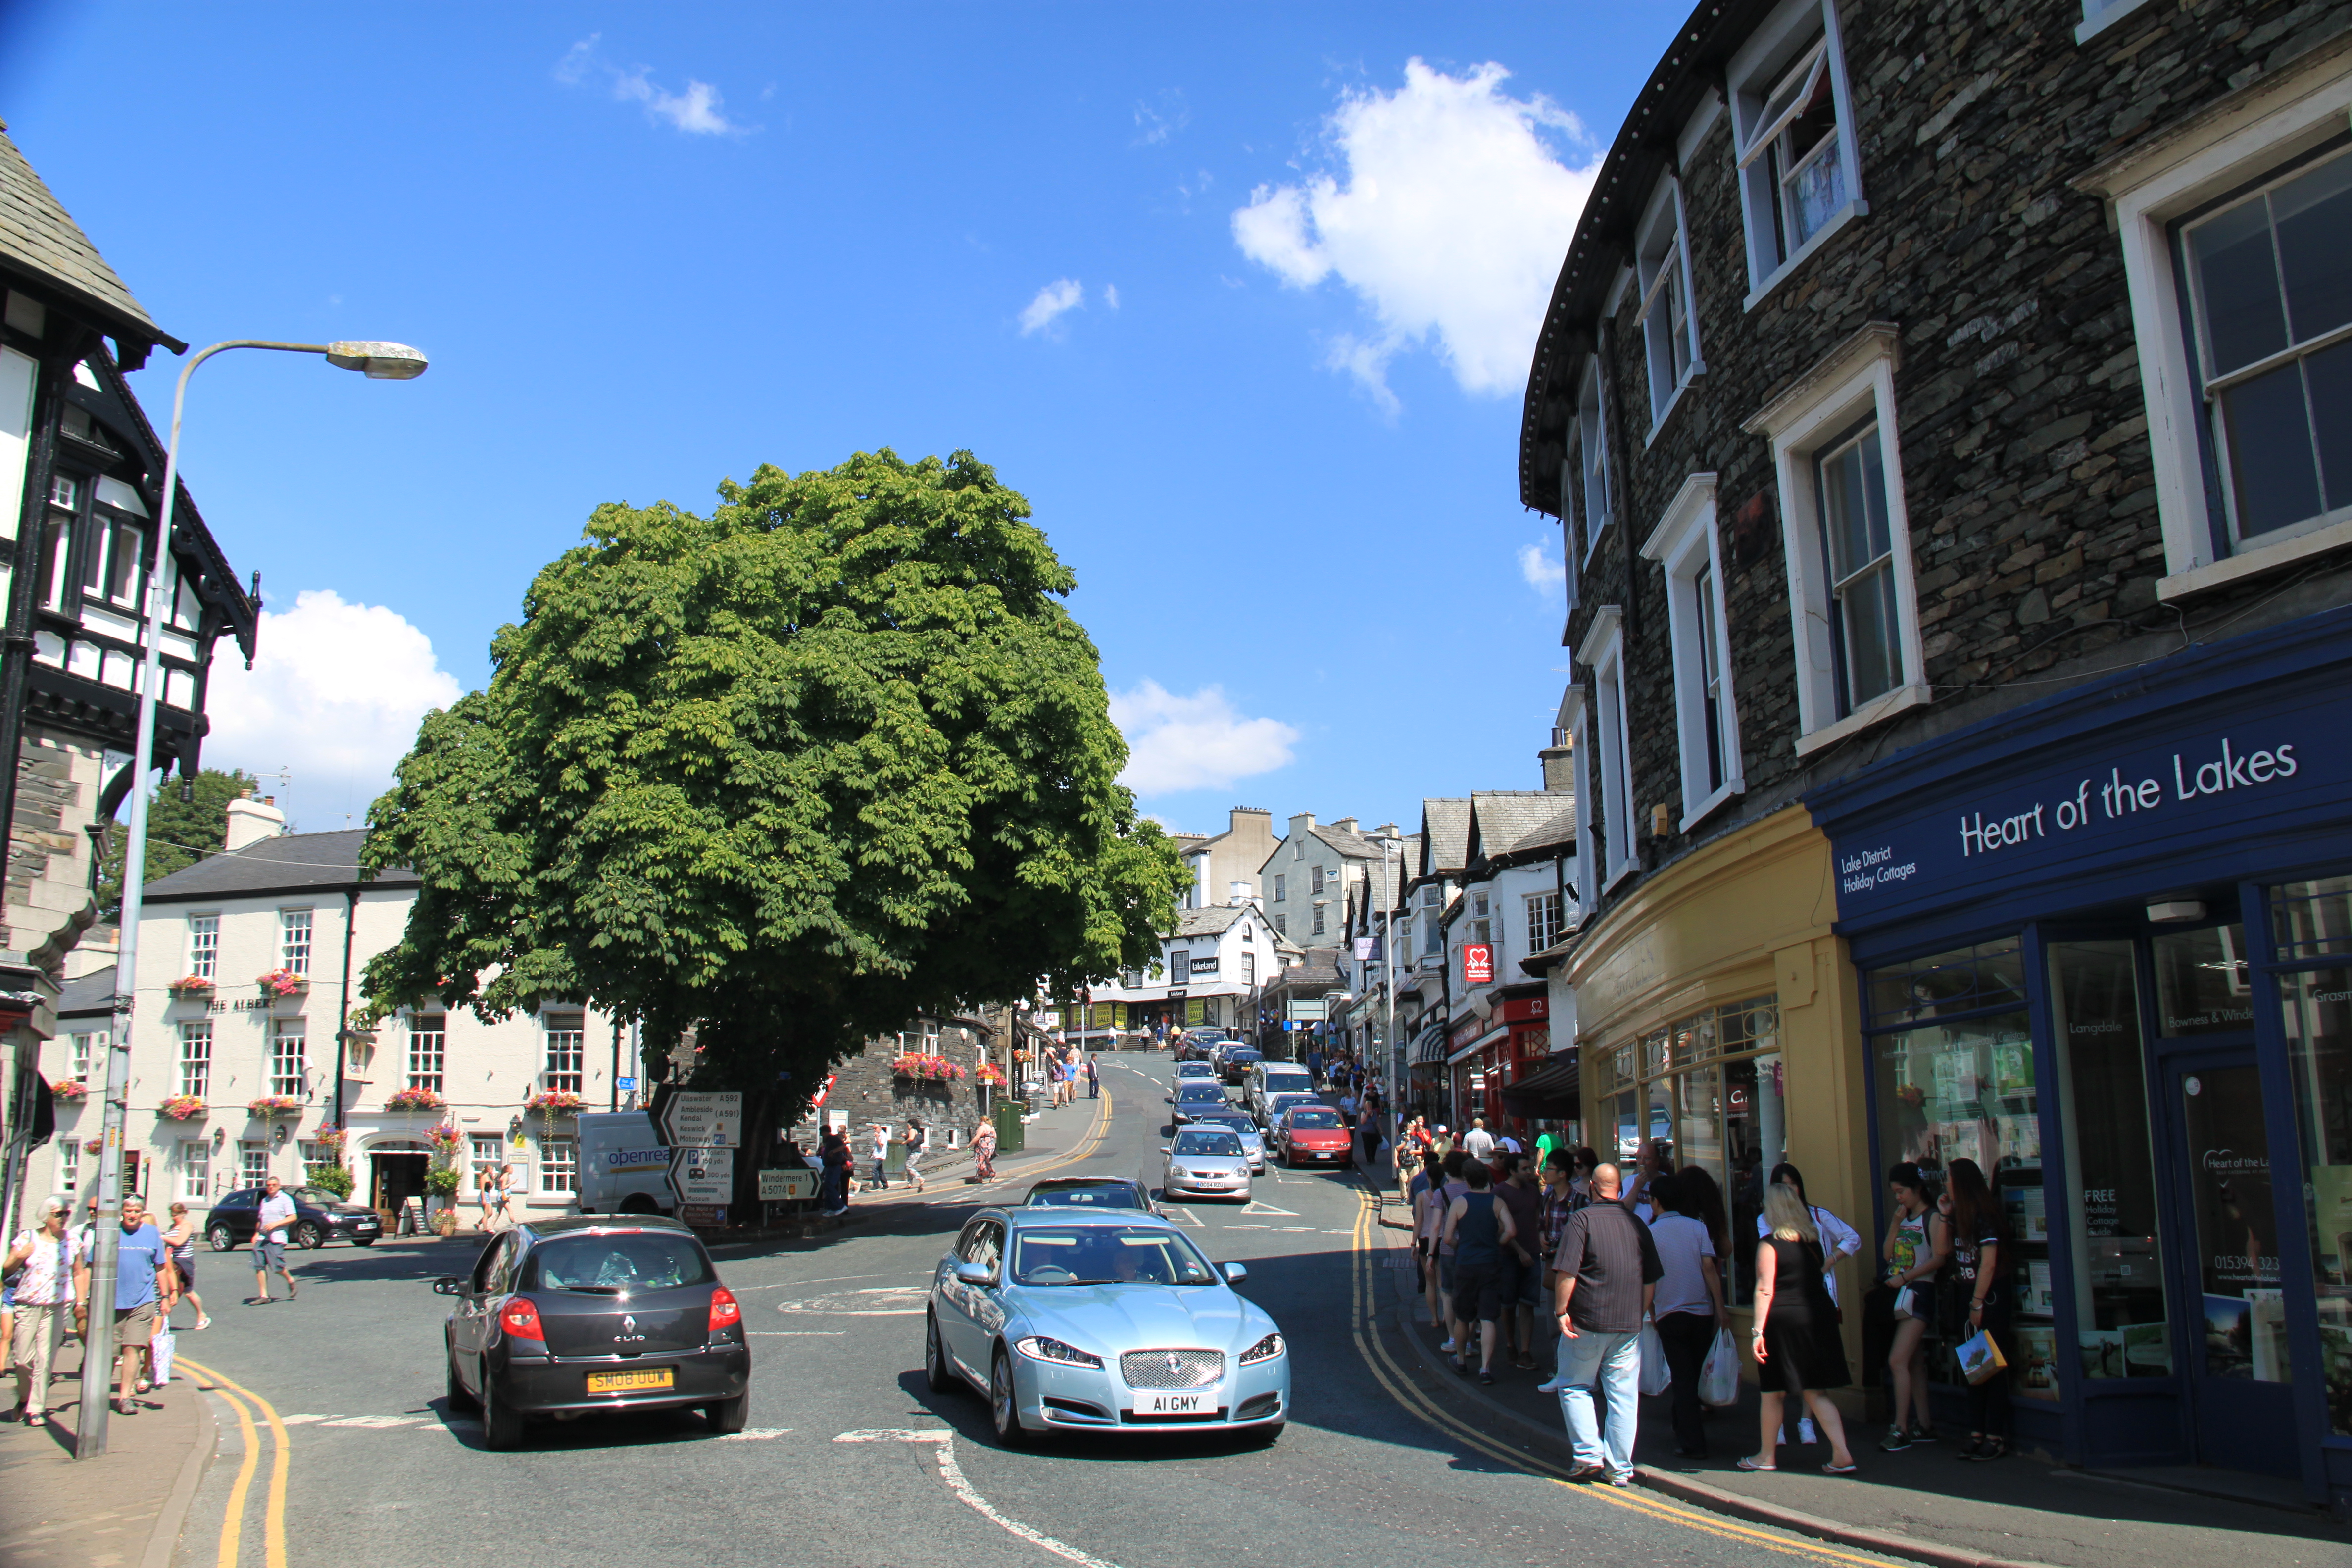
left=1345, top=1192, right=1892, bottom=1568
left=178, top=1355, right=290, bottom=1568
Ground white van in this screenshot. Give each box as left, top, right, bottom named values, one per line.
left=1246, top=1062, right=1315, bottom=1125
left=576, top=1111, right=674, bottom=1215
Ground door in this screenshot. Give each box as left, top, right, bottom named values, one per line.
left=2162, top=1052, right=2300, bottom=1474
left=942, top=1221, right=1002, bottom=1374
left=372, top=1153, right=429, bottom=1227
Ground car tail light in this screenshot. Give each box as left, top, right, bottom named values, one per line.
left=709, top=1286, right=742, bottom=1332
left=499, top=1298, right=545, bottom=1341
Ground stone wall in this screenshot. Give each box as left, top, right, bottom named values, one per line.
left=785, top=1018, right=995, bottom=1152
left=1556, top=0, right=2352, bottom=934
left=4, top=728, right=106, bottom=969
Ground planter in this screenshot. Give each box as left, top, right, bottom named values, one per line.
left=384, top=1088, right=446, bottom=1113
left=49, top=1081, right=88, bottom=1103
left=246, top=1096, right=303, bottom=1119
left=158, top=1095, right=207, bottom=1121
left=523, top=1091, right=585, bottom=1116
left=168, top=977, right=216, bottom=1000
left=255, top=970, right=309, bottom=1001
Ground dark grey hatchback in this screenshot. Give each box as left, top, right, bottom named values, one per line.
left=435, top=1216, right=749, bottom=1449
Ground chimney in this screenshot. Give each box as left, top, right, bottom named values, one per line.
left=1228, top=881, right=1253, bottom=906
left=1287, top=812, right=1317, bottom=844
left=1333, top=816, right=1360, bottom=836
left=225, top=792, right=287, bottom=852
left=1375, top=822, right=1401, bottom=840
left=1540, top=734, right=1574, bottom=793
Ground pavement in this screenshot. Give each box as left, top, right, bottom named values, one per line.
left=1352, top=1148, right=2352, bottom=1568
left=0, top=1330, right=214, bottom=1568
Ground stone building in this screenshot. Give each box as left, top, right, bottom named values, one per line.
left=1519, top=0, right=2352, bottom=1506
left=789, top=1015, right=995, bottom=1156
left=1175, top=806, right=1277, bottom=910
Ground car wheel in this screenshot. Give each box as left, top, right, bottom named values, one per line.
left=445, top=1347, right=480, bottom=1413
left=294, top=1222, right=325, bottom=1250
left=925, top=1311, right=955, bottom=1394
left=206, top=1225, right=236, bottom=1253
left=705, top=1396, right=749, bottom=1435
left=481, top=1372, right=526, bottom=1450
left=618, top=1193, right=660, bottom=1216
left=989, top=1349, right=1027, bottom=1447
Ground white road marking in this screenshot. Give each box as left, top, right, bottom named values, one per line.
left=833, top=1429, right=1125, bottom=1568
left=278, top=1414, right=335, bottom=1425
left=322, top=1415, right=427, bottom=1428
left=716, top=1427, right=791, bottom=1440
left=730, top=1271, right=935, bottom=1292
left=778, top=1285, right=930, bottom=1317
left=1239, top=1200, right=1299, bottom=1216
left=748, top=1330, right=848, bottom=1336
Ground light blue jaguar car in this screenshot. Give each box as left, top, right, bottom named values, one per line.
left=926, top=1206, right=1289, bottom=1446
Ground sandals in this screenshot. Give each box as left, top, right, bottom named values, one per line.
left=1735, top=1456, right=1778, bottom=1471
left=1822, top=1460, right=1859, bottom=1474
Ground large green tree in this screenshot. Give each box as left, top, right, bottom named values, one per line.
left=359, top=449, right=1183, bottom=1169
left=98, top=767, right=262, bottom=921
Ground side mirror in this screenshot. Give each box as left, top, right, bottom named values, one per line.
left=432, top=1276, right=463, bottom=1296
left=1222, top=1262, right=1248, bottom=1285
left=954, top=1260, right=996, bottom=1287
left=1161, top=1145, right=1172, bottom=1154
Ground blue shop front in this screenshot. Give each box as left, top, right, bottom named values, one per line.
left=1806, top=606, right=2352, bottom=1513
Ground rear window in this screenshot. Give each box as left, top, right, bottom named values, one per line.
left=1261, top=1070, right=1311, bottom=1089
left=1287, top=1109, right=1343, bottom=1129
left=1028, top=1185, right=1146, bottom=1209
left=523, top=1231, right=715, bottom=1293
left=1195, top=1115, right=1255, bottom=1136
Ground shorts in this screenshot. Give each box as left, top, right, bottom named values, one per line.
left=1439, top=1254, right=1458, bottom=1295
left=1505, top=1252, right=1541, bottom=1306
left=1452, top=1261, right=1505, bottom=1323
left=114, top=1300, right=159, bottom=1347
left=174, top=1255, right=196, bottom=1288
left=252, top=1239, right=287, bottom=1272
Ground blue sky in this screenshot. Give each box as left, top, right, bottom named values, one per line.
left=0, top=3, right=1682, bottom=839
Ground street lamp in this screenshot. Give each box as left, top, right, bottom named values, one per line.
left=78, top=338, right=427, bottom=1461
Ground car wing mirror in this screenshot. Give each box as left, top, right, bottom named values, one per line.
left=1222, top=1262, right=1248, bottom=1285
left=431, top=1276, right=463, bottom=1295
left=954, top=1260, right=996, bottom=1286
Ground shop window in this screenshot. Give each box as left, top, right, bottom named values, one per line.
left=2049, top=941, right=2173, bottom=1382
left=1729, top=0, right=1865, bottom=301
left=2271, top=872, right=2352, bottom=958
left=2176, top=1059, right=2295, bottom=1383
left=2275, top=881, right=2352, bottom=1430
left=2151, top=924, right=2254, bottom=1035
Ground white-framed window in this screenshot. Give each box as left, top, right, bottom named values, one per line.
left=1576, top=356, right=1615, bottom=557
left=1310, top=864, right=1324, bottom=895
left=1273, top=873, right=1286, bottom=902
left=39, top=475, right=77, bottom=611
left=1577, top=608, right=1637, bottom=889
left=181, top=1140, right=211, bottom=1201
left=1169, top=950, right=1191, bottom=984
left=1636, top=177, right=1703, bottom=425
left=80, top=505, right=146, bottom=610
left=544, top=1014, right=585, bottom=1093
left=540, top=1136, right=578, bottom=1194
left=2084, top=59, right=2352, bottom=602
left=1746, top=325, right=1927, bottom=755
left=239, top=1141, right=269, bottom=1188
left=270, top=1021, right=306, bottom=1098
left=178, top=1021, right=211, bottom=1099
left=67, top=1029, right=100, bottom=1083
left=408, top=1015, right=446, bottom=1093
left=1527, top=892, right=1565, bottom=951
left=1640, top=473, right=1746, bottom=826
left=1274, top=914, right=1288, bottom=937
left=57, top=1139, right=79, bottom=1193
left=278, top=908, right=313, bottom=974
left=1569, top=692, right=1595, bottom=919
left=1292, top=836, right=1305, bottom=860
left=298, top=1140, right=334, bottom=1177
left=1558, top=456, right=1582, bottom=614
left=470, top=1136, right=503, bottom=1194
left=187, top=913, right=218, bottom=979
left=1729, top=0, right=1865, bottom=302
left=1241, top=951, right=1256, bottom=987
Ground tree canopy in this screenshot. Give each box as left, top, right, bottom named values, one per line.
left=99, top=767, right=261, bottom=921
left=358, top=448, right=1184, bottom=1108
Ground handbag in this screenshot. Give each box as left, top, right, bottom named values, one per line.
left=1638, top=1320, right=1671, bottom=1397
left=1698, top=1327, right=1741, bottom=1407
left=1955, top=1327, right=2008, bottom=1385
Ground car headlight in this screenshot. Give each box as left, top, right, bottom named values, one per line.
left=1239, top=1333, right=1285, bottom=1365
left=1015, top=1336, right=1103, bottom=1368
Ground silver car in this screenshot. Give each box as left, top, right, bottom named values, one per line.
left=1188, top=1111, right=1267, bottom=1174
left=1161, top=1126, right=1253, bottom=1202
left=926, top=1208, right=1289, bottom=1444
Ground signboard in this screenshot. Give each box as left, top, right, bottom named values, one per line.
left=1498, top=996, right=1548, bottom=1022
left=680, top=1204, right=729, bottom=1227
left=810, top=1074, right=837, bottom=1108
left=758, top=1168, right=819, bottom=1201
left=659, top=1091, right=742, bottom=1148
left=615, top=1076, right=637, bottom=1092
left=669, top=1145, right=734, bottom=1212
left=1463, top=944, right=1494, bottom=984
left=1286, top=997, right=1327, bottom=1021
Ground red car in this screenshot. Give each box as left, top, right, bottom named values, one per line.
left=1276, top=1106, right=1353, bottom=1167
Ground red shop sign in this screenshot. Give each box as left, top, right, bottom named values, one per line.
left=1462, top=944, right=1493, bottom=985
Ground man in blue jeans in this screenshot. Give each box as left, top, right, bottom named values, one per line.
left=1549, top=1163, right=1661, bottom=1485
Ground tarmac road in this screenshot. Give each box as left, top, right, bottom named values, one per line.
left=165, top=1057, right=1911, bottom=1568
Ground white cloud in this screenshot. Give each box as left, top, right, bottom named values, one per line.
left=1518, top=542, right=1567, bottom=593
left=556, top=35, right=746, bottom=136
left=1102, top=283, right=1120, bottom=310
left=1019, top=278, right=1086, bottom=336
left=204, top=590, right=464, bottom=825
left=1109, top=682, right=1298, bottom=795
left=1232, top=59, right=1599, bottom=410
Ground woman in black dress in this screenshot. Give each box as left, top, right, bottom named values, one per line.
left=1741, top=1184, right=1858, bottom=1473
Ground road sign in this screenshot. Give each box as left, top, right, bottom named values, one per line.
left=758, top=1169, right=818, bottom=1201
left=615, top=1076, right=637, bottom=1092
left=680, top=1204, right=728, bottom=1226
left=669, top=1145, right=734, bottom=1212
left=659, top=1091, right=742, bottom=1148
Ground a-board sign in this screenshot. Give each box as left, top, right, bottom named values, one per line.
left=758, top=1168, right=819, bottom=1201
left=659, top=1091, right=742, bottom=1148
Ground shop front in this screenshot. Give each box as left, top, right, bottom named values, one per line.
left=1807, top=606, right=2352, bottom=1511
left=1446, top=1015, right=1504, bottom=1129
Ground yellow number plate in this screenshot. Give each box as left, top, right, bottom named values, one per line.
left=587, top=1367, right=675, bottom=1394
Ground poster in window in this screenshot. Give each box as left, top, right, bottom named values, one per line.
left=2014, top=1324, right=2058, bottom=1399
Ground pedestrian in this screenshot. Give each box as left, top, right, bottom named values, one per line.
left=1492, top=1152, right=1545, bottom=1371
left=1496, top=1128, right=1524, bottom=1157
left=1945, top=1157, right=2013, bottom=1462
left=1568, top=1147, right=1601, bottom=1210
left=161, top=1202, right=211, bottom=1330
left=972, top=1120, right=998, bottom=1183
left=1085, top=1057, right=1098, bottom=1100
left=477, top=1161, right=500, bottom=1230
left=1741, top=1183, right=1858, bottom=1474
left=1647, top=1175, right=1728, bottom=1459
left=1535, top=1150, right=1577, bottom=1392
left=249, top=1176, right=300, bottom=1305
left=1550, top=1162, right=1662, bottom=1486
left=1406, top=1151, right=1439, bottom=1292
left=1754, top=1161, right=1861, bottom=1447
left=1877, top=1161, right=1950, bottom=1451
left=1463, top=1117, right=1495, bottom=1163
left=1307, top=1046, right=1323, bottom=1087
left=1441, top=1159, right=1516, bottom=1385
left=5, top=1195, right=87, bottom=1425
left=1624, top=1138, right=1673, bottom=1220
left=1338, top=1087, right=1357, bottom=1128
left=110, top=1196, right=177, bottom=1415
left=819, top=1127, right=851, bottom=1214
left=1534, top=1122, right=1563, bottom=1173
left=1425, top=1151, right=1470, bottom=1351
left=867, top=1122, right=892, bottom=1193
left=483, top=1163, right=515, bottom=1232
left=903, top=1118, right=928, bottom=1194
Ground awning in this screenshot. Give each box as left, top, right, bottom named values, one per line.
left=1499, top=1054, right=1580, bottom=1115
left=1409, top=1021, right=1450, bottom=1065
left=1447, top=1027, right=1507, bottom=1066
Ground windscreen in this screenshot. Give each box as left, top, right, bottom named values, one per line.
left=1287, top=1109, right=1343, bottom=1129
left=1173, top=1129, right=1244, bottom=1157
left=523, top=1232, right=715, bottom=1293
left=1176, top=1083, right=1227, bottom=1101
left=1027, top=1184, right=1145, bottom=1209
left=1261, top=1071, right=1311, bottom=1091
left=1010, top=1225, right=1217, bottom=1286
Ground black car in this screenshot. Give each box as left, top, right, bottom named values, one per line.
left=1219, top=1045, right=1264, bottom=1084
left=1020, top=1176, right=1159, bottom=1213
left=435, top=1216, right=750, bottom=1450
left=1169, top=1081, right=1232, bottom=1123
left=204, top=1186, right=382, bottom=1250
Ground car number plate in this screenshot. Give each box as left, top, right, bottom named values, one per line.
left=587, top=1367, right=674, bottom=1393
left=1143, top=1392, right=1205, bottom=1413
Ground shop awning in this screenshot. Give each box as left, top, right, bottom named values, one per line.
left=1499, top=1054, right=1580, bottom=1115
left=1409, top=1021, right=1449, bottom=1065
left=1447, top=1027, right=1507, bottom=1065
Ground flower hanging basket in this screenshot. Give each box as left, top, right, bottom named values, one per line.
left=890, top=1054, right=967, bottom=1084
left=385, top=1087, right=446, bottom=1112
left=524, top=1091, right=585, bottom=1116
left=247, top=1094, right=303, bottom=1119
left=168, top=975, right=215, bottom=998
left=312, top=1124, right=348, bottom=1155
left=158, top=1094, right=207, bottom=1121
left=255, top=969, right=309, bottom=1000
left=49, top=1079, right=89, bottom=1102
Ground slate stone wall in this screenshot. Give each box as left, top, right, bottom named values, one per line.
left=785, top=1018, right=994, bottom=1152
left=1556, top=0, right=2352, bottom=932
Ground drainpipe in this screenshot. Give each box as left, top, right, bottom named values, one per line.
left=332, top=887, right=357, bottom=1127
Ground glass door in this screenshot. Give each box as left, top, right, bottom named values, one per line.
left=2161, top=1051, right=2300, bottom=1473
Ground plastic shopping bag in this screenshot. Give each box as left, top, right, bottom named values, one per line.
left=150, top=1328, right=175, bottom=1387
left=1638, top=1321, right=1671, bottom=1397
left=1698, top=1327, right=1740, bottom=1407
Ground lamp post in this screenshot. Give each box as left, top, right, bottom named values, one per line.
left=77, top=339, right=426, bottom=1461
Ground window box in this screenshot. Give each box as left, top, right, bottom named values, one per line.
left=523, top=1089, right=587, bottom=1114
left=255, top=969, right=308, bottom=1000
left=168, top=975, right=215, bottom=998
left=50, top=1079, right=88, bottom=1103
left=158, top=1094, right=207, bottom=1122
left=246, top=1095, right=302, bottom=1119
left=384, top=1086, right=446, bottom=1113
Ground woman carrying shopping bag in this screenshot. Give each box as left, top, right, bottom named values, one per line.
left=1645, top=1175, right=1727, bottom=1459
left=1945, top=1158, right=2014, bottom=1461
left=1878, top=1162, right=1950, bottom=1451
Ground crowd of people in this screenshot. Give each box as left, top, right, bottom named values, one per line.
left=1392, top=1120, right=2013, bottom=1483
